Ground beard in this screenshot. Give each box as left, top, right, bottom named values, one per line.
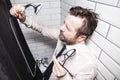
left=59, top=32, right=66, bottom=42
left=59, top=32, right=77, bottom=45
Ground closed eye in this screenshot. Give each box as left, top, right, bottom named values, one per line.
left=64, top=21, right=70, bottom=31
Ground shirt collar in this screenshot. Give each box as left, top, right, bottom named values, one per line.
left=65, top=41, right=86, bottom=51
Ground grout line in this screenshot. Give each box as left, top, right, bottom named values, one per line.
left=99, top=59, right=114, bottom=80
left=87, top=0, right=120, bottom=8
left=99, top=51, right=120, bottom=77
left=105, top=24, right=111, bottom=38
left=90, top=33, right=120, bottom=66
left=116, top=0, right=120, bottom=7
left=98, top=49, right=102, bottom=60
left=95, top=29, right=120, bottom=49
left=94, top=2, right=97, bottom=12
left=62, top=0, right=74, bottom=7
left=99, top=18, right=120, bottom=30
left=97, top=69, right=106, bottom=80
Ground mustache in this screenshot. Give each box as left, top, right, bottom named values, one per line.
left=60, top=30, right=63, bottom=34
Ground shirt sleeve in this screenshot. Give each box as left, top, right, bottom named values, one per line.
left=22, top=17, right=60, bottom=40
left=59, top=64, right=97, bottom=80
left=73, top=64, right=97, bottom=80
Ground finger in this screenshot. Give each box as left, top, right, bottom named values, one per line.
left=53, top=64, right=59, bottom=76
left=57, top=58, right=63, bottom=65
left=18, top=14, right=22, bottom=19
left=53, top=64, right=63, bottom=77
left=13, top=4, right=23, bottom=17
left=9, top=8, right=13, bottom=15
left=13, top=8, right=18, bottom=17
left=53, top=56, right=59, bottom=65
left=10, top=5, right=19, bottom=17
left=53, top=59, right=60, bottom=71
left=15, top=4, right=22, bottom=15
left=10, top=7, right=16, bottom=17
left=17, top=5, right=25, bottom=13
left=19, top=6, right=25, bottom=13
left=53, top=63, right=67, bottom=78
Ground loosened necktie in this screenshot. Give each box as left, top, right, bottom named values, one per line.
left=43, top=44, right=66, bottom=80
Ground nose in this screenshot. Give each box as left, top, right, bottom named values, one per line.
left=60, top=24, right=65, bottom=32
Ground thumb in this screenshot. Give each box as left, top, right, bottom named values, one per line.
left=57, top=58, right=63, bottom=65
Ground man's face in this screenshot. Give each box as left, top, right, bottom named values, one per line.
left=59, top=14, right=84, bottom=45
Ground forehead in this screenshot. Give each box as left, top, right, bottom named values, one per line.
left=65, top=14, right=84, bottom=30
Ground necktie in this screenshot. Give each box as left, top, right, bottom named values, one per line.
left=43, top=45, right=66, bottom=80
left=56, top=44, right=66, bottom=58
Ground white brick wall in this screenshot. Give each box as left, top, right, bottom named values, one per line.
left=61, top=0, right=120, bottom=80
left=88, top=0, right=119, bottom=6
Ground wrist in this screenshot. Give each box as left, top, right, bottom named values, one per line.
left=19, top=16, right=26, bottom=23
left=58, top=72, right=73, bottom=80
left=57, top=72, right=67, bottom=78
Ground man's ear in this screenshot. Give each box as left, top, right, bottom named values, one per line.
left=77, top=35, right=87, bottom=43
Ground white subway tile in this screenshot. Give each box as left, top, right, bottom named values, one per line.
left=50, top=1, right=60, bottom=8
left=95, top=4, right=120, bottom=28
left=30, top=47, right=38, bottom=52
left=75, top=0, right=96, bottom=9
left=25, top=10, right=36, bottom=16
left=62, top=0, right=75, bottom=6
left=14, top=0, right=25, bottom=3
left=33, top=15, right=51, bottom=21
left=37, top=8, right=60, bottom=15
left=22, top=28, right=33, bottom=34
left=61, top=9, right=68, bottom=17
left=61, top=14, right=66, bottom=24
left=107, top=26, right=120, bottom=47
left=14, top=0, right=38, bottom=3
left=96, top=20, right=110, bottom=37
left=51, top=14, right=60, bottom=20
left=91, top=32, right=120, bottom=64
left=96, top=71, right=106, bottom=80
left=118, top=1, right=120, bottom=7
left=100, top=51, right=120, bottom=79
left=24, top=33, right=39, bottom=39
left=40, top=2, right=50, bottom=9
left=10, top=0, right=14, bottom=4
left=61, top=1, right=72, bottom=12
left=87, top=40, right=101, bottom=58
left=97, top=59, right=115, bottom=80
left=49, top=0, right=60, bottom=1
left=88, top=0, right=118, bottom=6
left=38, top=0, right=50, bottom=2
left=26, top=39, right=36, bottom=44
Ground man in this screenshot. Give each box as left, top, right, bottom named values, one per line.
left=10, top=5, right=98, bottom=80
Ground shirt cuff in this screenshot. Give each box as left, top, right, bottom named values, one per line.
left=59, top=72, right=72, bottom=80
left=22, top=17, right=32, bottom=28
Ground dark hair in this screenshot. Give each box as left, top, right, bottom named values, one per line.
left=69, top=6, right=98, bottom=39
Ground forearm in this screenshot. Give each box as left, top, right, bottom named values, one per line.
left=22, top=17, right=59, bottom=40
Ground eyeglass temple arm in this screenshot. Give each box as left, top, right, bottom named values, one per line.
left=59, top=63, right=74, bottom=78
left=63, top=49, right=76, bottom=65
left=24, top=3, right=42, bottom=15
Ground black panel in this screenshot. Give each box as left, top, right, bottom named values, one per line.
left=0, top=38, right=20, bottom=80
left=0, top=0, right=43, bottom=80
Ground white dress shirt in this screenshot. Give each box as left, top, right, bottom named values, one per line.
left=49, top=41, right=97, bottom=80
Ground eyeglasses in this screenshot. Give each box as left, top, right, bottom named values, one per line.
left=60, top=49, right=76, bottom=65
left=58, top=49, right=76, bottom=78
